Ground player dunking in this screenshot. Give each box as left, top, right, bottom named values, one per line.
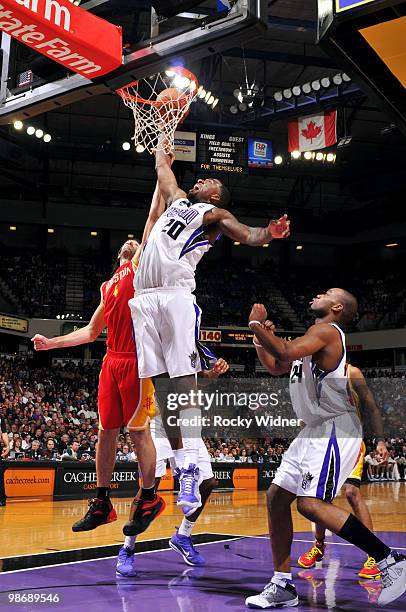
left=298, top=363, right=389, bottom=579
left=245, top=289, right=406, bottom=608
left=130, top=144, right=290, bottom=515
left=32, top=182, right=166, bottom=540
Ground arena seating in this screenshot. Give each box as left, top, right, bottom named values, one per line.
left=0, top=251, right=404, bottom=331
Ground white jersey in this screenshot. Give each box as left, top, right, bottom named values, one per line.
left=289, top=323, right=358, bottom=426
left=135, top=198, right=217, bottom=292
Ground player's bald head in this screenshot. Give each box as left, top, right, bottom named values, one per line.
left=310, top=288, right=358, bottom=325
left=328, top=288, right=358, bottom=324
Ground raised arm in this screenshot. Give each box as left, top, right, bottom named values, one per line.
left=32, top=299, right=106, bottom=351
left=203, top=208, right=289, bottom=246
left=155, top=146, right=186, bottom=206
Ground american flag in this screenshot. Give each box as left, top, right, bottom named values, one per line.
left=17, top=70, right=32, bottom=87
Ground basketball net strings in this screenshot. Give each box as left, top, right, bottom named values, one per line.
left=123, top=73, right=194, bottom=154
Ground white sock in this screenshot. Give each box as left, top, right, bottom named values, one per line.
left=124, top=536, right=136, bottom=551
left=179, top=407, right=201, bottom=469
left=178, top=517, right=195, bottom=537
left=272, top=571, right=293, bottom=587
left=172, top=449, right=184, bottom=469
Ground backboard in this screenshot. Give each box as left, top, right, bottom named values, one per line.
left=0, top=0, right=267, bottom=124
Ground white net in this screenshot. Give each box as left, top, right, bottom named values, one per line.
left=117, top=69, right=198, bottom=155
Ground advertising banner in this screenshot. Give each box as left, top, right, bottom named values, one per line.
left=4, top=467, right=55, bottom=497
left=54, top=462, right=139, bottom=499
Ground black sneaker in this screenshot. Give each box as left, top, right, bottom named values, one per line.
left=123, top=495, right=166, bottom=536
left=72, top=498, right=117, bottom=532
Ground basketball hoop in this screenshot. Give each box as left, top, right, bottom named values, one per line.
left=116, top=67, right=198, bottom=154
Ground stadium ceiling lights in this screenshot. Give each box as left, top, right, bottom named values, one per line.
left=197, top=85, right=219, bottom=110
left=273, top=73, right=352, bottom=104
left=18, top=121, right=51, bottom=142
left=292, top=150, right=336, bottom=164
left=232, top=83, right=262, bottom=113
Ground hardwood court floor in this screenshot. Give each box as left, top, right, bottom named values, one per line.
left=0, top=482, right=405, bottom=558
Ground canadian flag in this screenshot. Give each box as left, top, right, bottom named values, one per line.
left=288, top=111, right=337, bottom=152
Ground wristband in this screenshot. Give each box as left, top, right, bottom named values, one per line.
left=248, top=320, right=262, bottom=328
left=253, top=339, right=262, bottom=348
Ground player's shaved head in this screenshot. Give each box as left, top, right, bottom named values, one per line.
left=310, top=288, right=358, bottom=325
left=334, top=288, right=358, bottom=324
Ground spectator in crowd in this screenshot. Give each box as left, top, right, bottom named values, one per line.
left=41, top=438, right=59, bottom=460
left=9, top=437, right=24, bottom=459
left=116, top=444, right=134, bottom=462
left=28, top=439, right=42, bottom=460
left=61, top=440, right=80, bottom=461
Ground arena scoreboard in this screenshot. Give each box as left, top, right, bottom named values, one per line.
left=197, top=133, right=247, bottom=174
left=0, top=314, right=28, bottom=333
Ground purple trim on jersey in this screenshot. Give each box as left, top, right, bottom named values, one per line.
left=311, top=325, right=345, bottom=402
left=179, top=225, right=210, bottom=259
left=316, top=423, right=341, bottom=501
left=194, top=303, right=216, bottom=370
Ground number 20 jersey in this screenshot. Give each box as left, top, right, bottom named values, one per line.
left=135, top=198, right=216, bottom=292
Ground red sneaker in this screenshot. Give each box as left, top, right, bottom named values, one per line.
left=358, top=556, right=380, bottom=579
left=298, top=543, right=325, bottom=568
left=123, top=495, right=166, bottom=536
left=72, top=498, right=117, bottom=532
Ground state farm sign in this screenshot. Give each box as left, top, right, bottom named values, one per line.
left=0, top=0, right=122, bottom=78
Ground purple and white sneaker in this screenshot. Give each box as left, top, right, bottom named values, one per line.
left=116, top=546, right=137, bottom=577
left=169, top=528, right=206, bottom=566
left=177, top=464, right=202, bottom=515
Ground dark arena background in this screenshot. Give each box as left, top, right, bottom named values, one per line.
left=0, top=1, right=405, bottom=611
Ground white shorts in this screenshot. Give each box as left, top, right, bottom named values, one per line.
left=273, top=415, right=362, bottom=501
left=129, top=289, right=215, bottom=379
left=151, top=415, right=214, bottom=481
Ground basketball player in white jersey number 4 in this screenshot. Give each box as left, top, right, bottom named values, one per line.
left=129, top=144, right=290, bottom=516
left=245, top=290, right=406, bottom=608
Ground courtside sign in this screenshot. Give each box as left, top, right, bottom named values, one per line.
left=0, top=0, right=122, bottom=78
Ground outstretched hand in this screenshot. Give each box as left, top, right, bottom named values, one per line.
left=269, top=214, right=290, bottom=240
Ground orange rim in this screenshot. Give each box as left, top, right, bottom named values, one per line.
left=116, top=66, right=198, bottom=106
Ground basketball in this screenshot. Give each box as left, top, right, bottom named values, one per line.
left=156, top=87, right=189, bottom=124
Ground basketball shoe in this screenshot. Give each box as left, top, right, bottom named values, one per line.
left=169, top=528, right=205, bottom=566
left=358, top=556, right=380, bottom=579
left=123, top=494, right=166, bottom=536
left=298, top=542, right=325, bottom=568
left=72, top=498, right=117, bottom=532
left=246, top=578, right=299, bottom=609
left=377, top=551, right=406, bottom=606
left=177, top=464, right=201, bottom=515
left=116, top=546, right=137, bottom=577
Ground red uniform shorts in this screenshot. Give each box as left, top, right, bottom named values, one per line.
left=98, top=350, right=156, bottom=431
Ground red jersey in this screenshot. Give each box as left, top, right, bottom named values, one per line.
left=101, top=261, right=136, bottom=354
